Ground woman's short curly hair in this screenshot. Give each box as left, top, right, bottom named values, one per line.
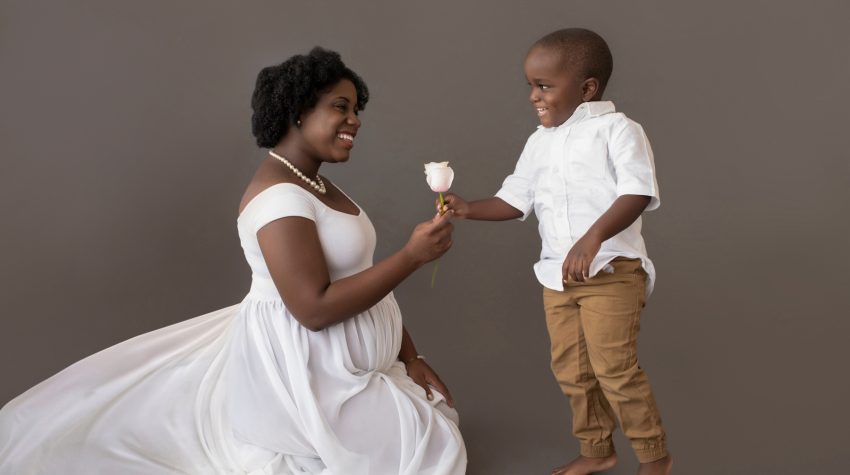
left=251, top=47, right=369, bottom=148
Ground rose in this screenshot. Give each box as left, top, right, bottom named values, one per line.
left=424, top=162, right=455, bottom=288
left=424, top=162, right=454, bottom=193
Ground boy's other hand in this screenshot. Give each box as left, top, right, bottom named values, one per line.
left=562, top=234, right=603, bottom=283
left=438, top=193, right=470, bottom=218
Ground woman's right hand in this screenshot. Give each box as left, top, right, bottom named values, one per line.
left=404, top=212, right=454, bottom=265
left=436, top=193, right=469, bottom=218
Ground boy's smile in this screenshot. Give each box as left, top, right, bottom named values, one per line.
left=524, top=46, right=594, bottom=128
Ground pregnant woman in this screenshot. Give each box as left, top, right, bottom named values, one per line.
left=0, top=47, right=466, bottom=475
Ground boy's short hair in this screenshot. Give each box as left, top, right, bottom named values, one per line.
left=533, top=28, right=613, bottom=95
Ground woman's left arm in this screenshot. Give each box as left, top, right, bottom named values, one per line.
left=400, top=326, right=454, bottom=407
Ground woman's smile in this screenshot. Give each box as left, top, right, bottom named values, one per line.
left=336, top=131, right=355, bottom=149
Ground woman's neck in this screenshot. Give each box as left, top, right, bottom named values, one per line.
left=272, top=141, right=322, bottom=178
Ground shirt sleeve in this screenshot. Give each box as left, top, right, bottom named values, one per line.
left=249, top=185, right=318, bottom=234
left=609, top=119, right=661, bottom=211
left=494, top=133, right=539, bottom=221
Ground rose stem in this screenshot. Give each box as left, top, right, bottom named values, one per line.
left=431, top=261, right=439, bottom=288
left=432, top=192, right=446, bottom=288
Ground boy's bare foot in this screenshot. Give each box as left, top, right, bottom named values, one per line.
left=551, top=454, right=617, bottom=474
left=636, top=454, right=672, bottom=475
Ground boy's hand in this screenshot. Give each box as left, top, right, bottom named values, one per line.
left=562, top=195, right=651, bottom=283
left=562, top=233, right=603, bottom=283
left=437, top=193, right=470, bottom=218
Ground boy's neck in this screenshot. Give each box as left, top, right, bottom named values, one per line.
left=549, top=100, right=612, bottom=129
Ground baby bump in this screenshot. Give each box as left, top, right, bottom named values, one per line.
left=337, top=294, right=403, bottom=373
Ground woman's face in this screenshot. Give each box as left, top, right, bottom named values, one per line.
left=298, top=79, right=361, bottom=163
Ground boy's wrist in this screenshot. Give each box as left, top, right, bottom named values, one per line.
left=584, top=228, right=606, bottom=242
left=459, top=202, right=473, bottom=219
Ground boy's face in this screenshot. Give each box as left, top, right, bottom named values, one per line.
left=524, top=46, right=591, bottom=128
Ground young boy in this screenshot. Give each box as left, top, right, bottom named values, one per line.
left=442, top=29, right=671, bottom=475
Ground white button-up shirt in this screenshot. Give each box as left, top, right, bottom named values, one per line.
left=495, top=101, right=661, bottom=295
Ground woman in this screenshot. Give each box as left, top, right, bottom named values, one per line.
left=0, top=48, right=466, bottom=474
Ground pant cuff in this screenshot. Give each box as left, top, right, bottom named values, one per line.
left=634, top=444, right=668, bottom=463
left=580, top=442, right=615, bottom=458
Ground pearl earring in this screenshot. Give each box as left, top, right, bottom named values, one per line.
left=296, top=119, right=302, bottom=126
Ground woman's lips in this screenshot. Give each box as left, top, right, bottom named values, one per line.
left=336, top=132, right=355, bottom=148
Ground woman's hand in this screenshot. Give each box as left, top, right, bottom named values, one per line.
left=403, top=212, right=454, bottom=265
left=404, top=358, right=454, bottom=408
left=437, top=193, right=469, bottom=218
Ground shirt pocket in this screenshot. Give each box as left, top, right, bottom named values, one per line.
left=566, top=137, right=608, bottom=180
left=532, top=165, right=559, bottom=195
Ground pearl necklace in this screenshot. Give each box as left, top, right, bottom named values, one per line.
left=268, top=150, right=327, bottom=194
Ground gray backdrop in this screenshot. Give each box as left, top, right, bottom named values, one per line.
left=2, top=1, right=849, bottom=473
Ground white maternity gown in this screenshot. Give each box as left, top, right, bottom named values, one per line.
left=0, top=183, right=467, bottom=474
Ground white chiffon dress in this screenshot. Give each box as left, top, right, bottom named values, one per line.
left=0, top=183, right=467, bottom=474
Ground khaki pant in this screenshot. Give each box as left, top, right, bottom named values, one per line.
left=543, top=258, right=667, bottom=463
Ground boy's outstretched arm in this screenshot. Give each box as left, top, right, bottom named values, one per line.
left=439, top=194, right=523, bottom=221
left=563, top=194, right=651, bottom=283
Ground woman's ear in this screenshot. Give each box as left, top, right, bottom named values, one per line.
left=581, top=77, right=600, bottom=102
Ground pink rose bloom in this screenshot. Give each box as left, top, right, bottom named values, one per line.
left=424, top=162, right=454, bottom=192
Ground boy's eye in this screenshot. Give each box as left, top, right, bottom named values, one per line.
left=538, top=84, right=550, bottom=90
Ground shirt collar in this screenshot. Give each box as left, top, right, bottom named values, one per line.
left=538, top=101, right=616, bottom=131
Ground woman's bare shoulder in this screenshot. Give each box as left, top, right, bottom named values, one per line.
left=238, top=161, right=297, bottom=215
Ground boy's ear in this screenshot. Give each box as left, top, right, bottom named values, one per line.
left=581, top=77, right=600, bottom=101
